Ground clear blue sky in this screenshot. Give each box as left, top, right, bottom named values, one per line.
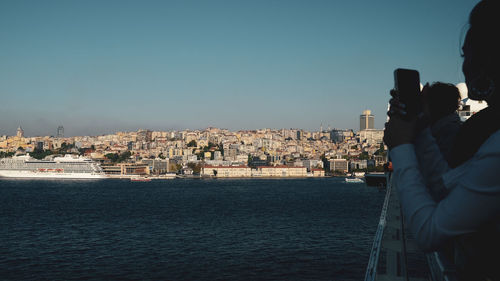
left=0, top=0, right=479, bottom=136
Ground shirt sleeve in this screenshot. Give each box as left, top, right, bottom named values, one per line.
left=413, top=128, right=451, bottom=200
left=429, top=113, right=462, bottom=163
left=390, top=142, right=500, bottom=252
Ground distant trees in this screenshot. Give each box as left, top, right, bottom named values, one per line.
left=320, top=153, right=329, bottom=172
left=78, top=147, right=93, bottom=156
left=196, top=151, right=205, bottom=160
left=0, top=151, right=14, bottom=158
left=187, top=140, right=197, bottom=147
left=187, top=162, right=202, bottom=174
left=358, top=151, right=370, bottom=160
left=169, top=163, right=182, bottom=173
left=30, top=148, right=53, bottom=160
left=60, top=142, right=68, bottom=150
left=104, top=151, right=132, bottom=163
left=58, top=142, right=75, bottom=154
left=104, top=153, right=119, bottom=162
left=374, top=143, right=387, bottom=157
left=332, top=169, right=347, bottom=176
left=196, top=142, right=223, bottom=160
left=119, top=151, right=132, bottom=162
left=368, top=165, right=385, bottom=172
left=219, top=144, right=224, bottom=157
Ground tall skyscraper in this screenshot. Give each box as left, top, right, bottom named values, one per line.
left=360, top=110, right=374, bottom=131
left=57, top=126, right=64, bottom=138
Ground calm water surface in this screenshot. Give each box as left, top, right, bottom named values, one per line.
left=0, top=178, right=384, bottom=280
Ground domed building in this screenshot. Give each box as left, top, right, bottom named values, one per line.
left=456, top=82, right=488, bottom=121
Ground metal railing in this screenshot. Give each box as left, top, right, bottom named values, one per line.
left=364, top=173, right=392, bottom=281
left=364, top=172, right=457, bottom=281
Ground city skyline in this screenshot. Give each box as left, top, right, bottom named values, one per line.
left=0, top=0, right=478, bottom=136
left=7, top=121, right=368, bottom=138
left=1, top=117, right=386, bottom=178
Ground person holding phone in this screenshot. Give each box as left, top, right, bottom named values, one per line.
left=384, top=1, right=500, bottom=279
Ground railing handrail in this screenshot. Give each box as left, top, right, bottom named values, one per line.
left=364, top=173, right=391, bottom=281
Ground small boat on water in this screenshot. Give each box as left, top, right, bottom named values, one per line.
left=345, top=177, right=364, bottom=183
left=130, top=176, right=151, bottom=182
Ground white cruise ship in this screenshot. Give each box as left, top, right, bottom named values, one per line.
left=0, top=154, right=107, bottom=179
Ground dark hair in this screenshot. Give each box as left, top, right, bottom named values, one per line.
left=426, top=82, right=461, bottom=122
left=467, top=1, right=500, bottom=72
left=469, top=0, right=500, bottom=31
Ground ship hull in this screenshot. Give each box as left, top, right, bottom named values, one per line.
left=0, top=170, right=107, bottom=179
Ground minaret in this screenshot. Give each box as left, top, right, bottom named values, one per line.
left=16, top=126, right=24, bottom=138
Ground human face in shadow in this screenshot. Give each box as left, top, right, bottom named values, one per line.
left=462, top=30, right=476, bottom=89
left=461, top=29, right=497, bottom=103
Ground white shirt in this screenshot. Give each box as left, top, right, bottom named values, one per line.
left=390, top=128, right=500, bottom=252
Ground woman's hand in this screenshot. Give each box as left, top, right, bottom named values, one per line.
left=384, top=89, right=420, bottom=149
left=384, top=115, right=417, bottom=149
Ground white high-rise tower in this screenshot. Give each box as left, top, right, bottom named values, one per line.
left=360, top=110, right=374, bottom=131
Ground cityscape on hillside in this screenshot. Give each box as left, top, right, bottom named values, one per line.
left=0, top=110, right=386, bottom=178
left=0, top=94, right=485, bottom=178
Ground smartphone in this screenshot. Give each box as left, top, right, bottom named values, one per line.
left=394, top=68, right=420, bottom=119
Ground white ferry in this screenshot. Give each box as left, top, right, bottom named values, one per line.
left=0, top=154, right=107, bottom=179
left=345, top=177, right=364, bottom=183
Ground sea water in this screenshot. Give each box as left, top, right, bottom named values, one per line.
left=0, top=177, right=383, bottom=281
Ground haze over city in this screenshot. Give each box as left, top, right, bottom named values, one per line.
left=0, top=0, right=477, bottom=137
